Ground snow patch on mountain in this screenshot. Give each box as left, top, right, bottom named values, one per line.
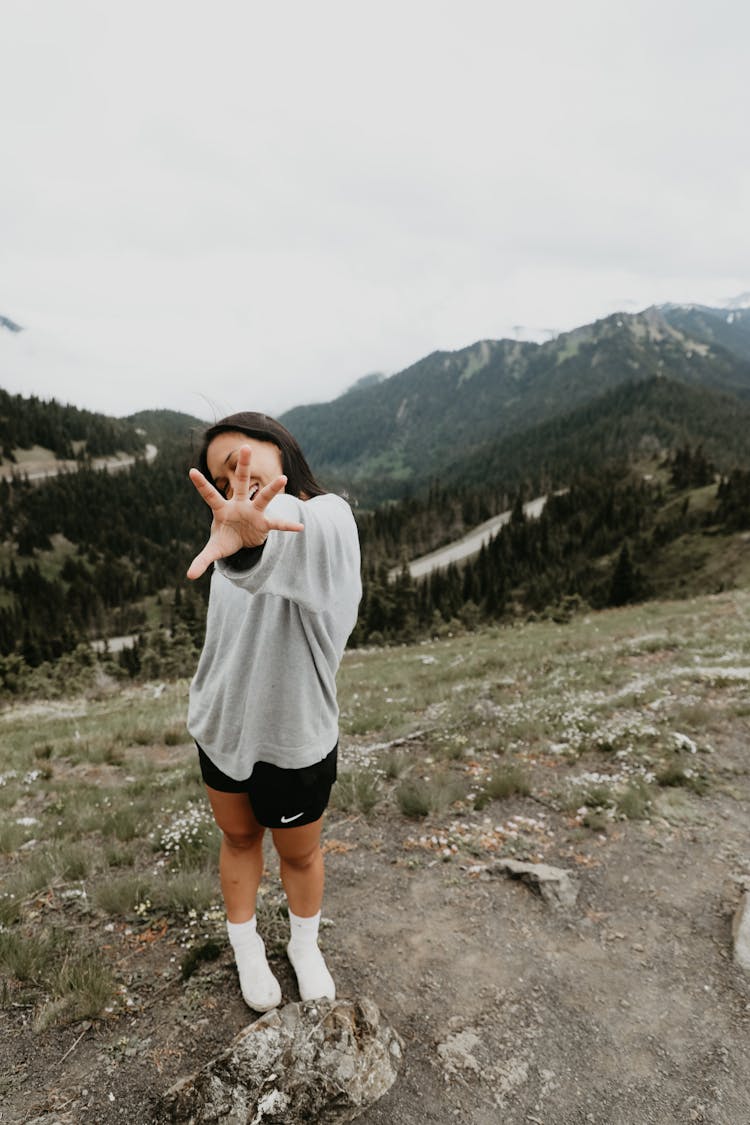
left=721, top=292, right=750, bottom=311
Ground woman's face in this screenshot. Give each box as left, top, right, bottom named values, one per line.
left=206, top=431, right=284, bottom=500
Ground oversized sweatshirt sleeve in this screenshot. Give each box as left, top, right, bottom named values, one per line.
left=214, top=493, right=361, bottom=615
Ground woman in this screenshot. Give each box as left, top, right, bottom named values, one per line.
left=186, top=412, right=361, bottom=1012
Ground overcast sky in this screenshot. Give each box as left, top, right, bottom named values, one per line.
left=1, top=0, right=748, bottom=422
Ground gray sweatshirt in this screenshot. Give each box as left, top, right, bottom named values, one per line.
left=187, top=492, right=361, bottom=779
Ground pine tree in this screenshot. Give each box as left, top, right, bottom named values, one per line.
left=609, top=543, right=637, bottom=606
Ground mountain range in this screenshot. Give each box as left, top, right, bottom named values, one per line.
left=279, top=302, right=750, bottom=501
left=2, top=300, right=750, bottom=503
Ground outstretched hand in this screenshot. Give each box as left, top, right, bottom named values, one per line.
left=186, top=444, right=303, bottom=580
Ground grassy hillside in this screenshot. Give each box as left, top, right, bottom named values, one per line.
left=2, top=589, right=750, bottom=1120
left=125, top=409, right=207, bottom=448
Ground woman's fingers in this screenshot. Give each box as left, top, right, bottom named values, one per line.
left=265, top=516, right=305, bottom=533
left=253, top=476, right=303, bottom=530
left=187, top=543, right=220, bottom=580
left=253, top=474, right=289, bottom=511
left=189, top=468, right=226, bottom=512
left=232, top=445, right=253, bottom=501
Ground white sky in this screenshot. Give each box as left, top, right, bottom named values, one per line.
left=1, top=0, right=748, bottom=422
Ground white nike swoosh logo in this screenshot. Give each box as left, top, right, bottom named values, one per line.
left=280, top=812, right=305, bottom=824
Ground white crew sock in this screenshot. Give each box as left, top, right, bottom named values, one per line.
left=286, top=909, right=335, bottom=1002
left=227, top=915, right=281, bottom=1012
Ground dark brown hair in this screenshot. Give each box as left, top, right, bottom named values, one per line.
left=197, top=411, right=326, bottom=500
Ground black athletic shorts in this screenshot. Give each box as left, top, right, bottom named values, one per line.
left=196, top=743, right=338, bottom=829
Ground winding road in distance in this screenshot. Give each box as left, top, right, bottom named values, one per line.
left=389, top=495, right=549, bottom=581
left=0, top=443, right=158, bottom=482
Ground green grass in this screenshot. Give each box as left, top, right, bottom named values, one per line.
left=34, top=953, right=115, bottom=1030
left=158, top=868, right=218, bottom=914
left=0, top=930, right=62, bottom=982
left=579, top=784, right=612, bottom=809
left=655, top=762, right=709, bottom=795
left=330, top=768, right=381, bottom=815
left=100, top=804, right=147, bottom=842
left=616, top=780, right=654, bottom=820
left=164, top=723, right=188, bottom=746
left=0, top=823, right=27, bottom=855
left=93, top=874, right=160, bottom=917
left=104, top=843, right=137, bottom=868
left=0, top=923, right=115, bottom=1028
left=395, top=776, right=467, bottom=819
left=93, top=865, right=218, bottom=918
left=380, top=749, right=409, bottom=779
left=484, top=765, right=532, bottom=801
left=395, top=781, right=431, bottom=818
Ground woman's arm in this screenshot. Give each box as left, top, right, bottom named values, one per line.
left=215, top=493, right=361, bottom=616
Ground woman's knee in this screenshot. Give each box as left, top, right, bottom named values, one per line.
left=222, top=825, right=265, bottom=851
left=272, top=819, right=323, bottom=868
left=275, top=840, right=322, bottom=871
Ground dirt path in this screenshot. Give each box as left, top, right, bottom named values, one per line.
left=318, top=734, right=750, bottom=1125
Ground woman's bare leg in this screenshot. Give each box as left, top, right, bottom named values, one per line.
left=204, top=786, right=280, bottom=1010
left=204, top=786, right=265, bottom=922
left=271, top=816, right=325, bottom=917
left=272, top=817, right=334, bottom=1000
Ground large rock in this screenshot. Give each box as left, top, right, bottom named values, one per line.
left=161, top=997, right=403, bottom=1124
left=488, top=858, right=580, bottom=909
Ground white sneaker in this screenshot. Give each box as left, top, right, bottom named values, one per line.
left=232, top=933, right=282, bottom=1012
left=287, top=941, right=336, bottom=1002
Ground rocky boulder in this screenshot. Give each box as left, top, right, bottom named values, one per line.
left=160, top=997, right=403, bottom=1124
left=488, top=858, right=580, bottom=910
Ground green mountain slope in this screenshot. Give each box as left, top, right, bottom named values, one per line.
left=280, top=306, right=750, bottom=498
left=660, top=303, right=750, bottom=364
left=447, top=376, right=750, bottom=496
left=125, top=409, right=207, bottom=447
